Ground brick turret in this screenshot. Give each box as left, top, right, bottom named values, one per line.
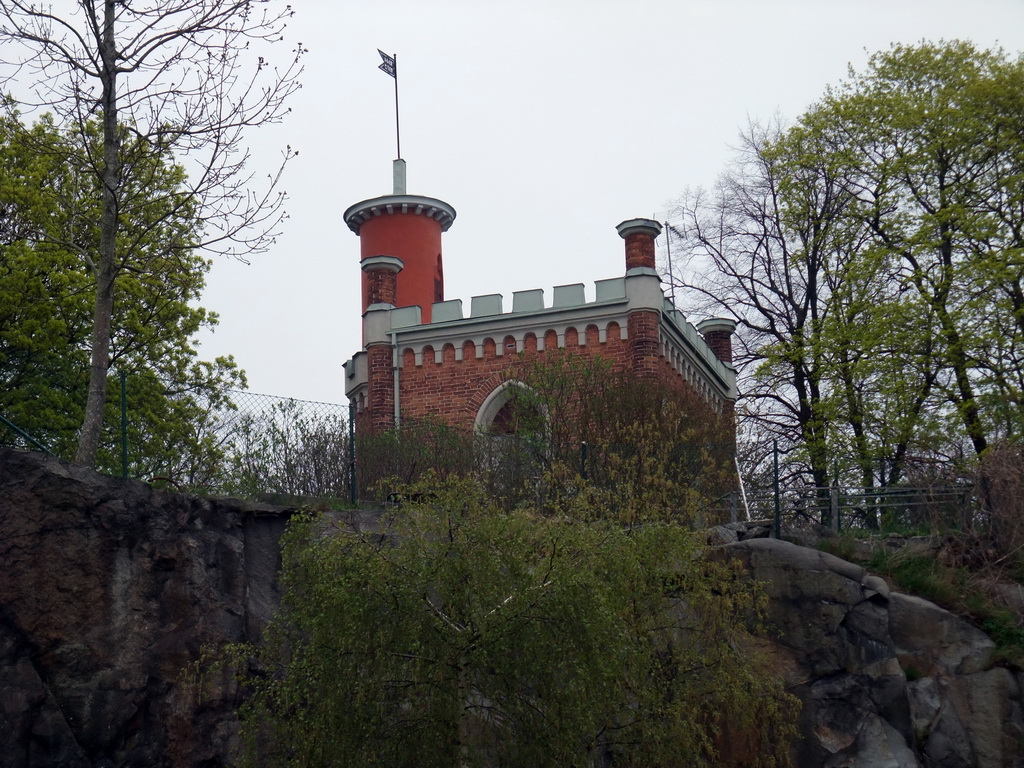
left=362, top=255, right=403, bottom=308
left=616, top=218, right=662, bottom=272
left=618, top=218, right=663, bottom=378
left=345, top=160, right=456, bottom=324
left=697, top=318, right=737, bottom=364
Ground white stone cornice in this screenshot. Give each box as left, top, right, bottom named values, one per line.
left=344, top=194, right=457, bottom=234
left=361, top=255, right=405, bottom=273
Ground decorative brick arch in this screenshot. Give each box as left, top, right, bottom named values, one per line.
left=469, top=372, right=512, bottom=414
left=472, top=378, right=548, bottom=435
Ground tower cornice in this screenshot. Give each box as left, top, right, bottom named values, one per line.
left=344, top=194, right=456, bottom=235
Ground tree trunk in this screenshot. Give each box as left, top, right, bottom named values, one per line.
left=75, top=0, right=120, bottom=466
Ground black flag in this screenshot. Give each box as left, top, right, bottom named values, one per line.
left=378, top=49, right=396, bottom=78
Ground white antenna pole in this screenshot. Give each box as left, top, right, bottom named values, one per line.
left=664, top=219, right=678, bottom=308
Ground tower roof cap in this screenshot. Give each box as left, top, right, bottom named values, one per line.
left=615, top=218, right=662, bottom=239
left=344, top=194, right=457, bottom=235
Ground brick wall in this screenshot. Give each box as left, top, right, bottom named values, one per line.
left=701, top=330, right=733, bottom=364
left=365, top=267, right=398, bottom=306
left=359, top=316, right=734, bottom=443
left=363, top=344, right=396, bottom=432
left=396, top=326, right=633, bottom=430
left=391, top=317, right=728, bottom=429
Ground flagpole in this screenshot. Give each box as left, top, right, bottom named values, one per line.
left=378, top=49, right=402, bottom=161
left=393, top=52, right=401, bottom=160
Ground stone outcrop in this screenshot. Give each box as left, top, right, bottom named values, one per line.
left=3, top=447, right=1021, bottom=767
left=0, top=447, right=291, bottom=767
left=722, top=538, right=1024, bottom=767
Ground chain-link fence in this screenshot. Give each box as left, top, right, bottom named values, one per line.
left=2, top=376, right=740, bottom=519
left=0, top=376, right=355, bottom=501
left=207, top=389, right=353, bottom=502
left=2, top=387, right=985, bottom=530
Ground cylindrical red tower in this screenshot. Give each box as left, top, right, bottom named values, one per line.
left=344, top=168, right=456, bottom=324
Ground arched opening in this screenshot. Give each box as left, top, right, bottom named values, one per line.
left=474, top=381, right=547, bottom=498
left=475, top=381, right=539, bottom=434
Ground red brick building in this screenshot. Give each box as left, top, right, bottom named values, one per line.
left=343, top=161, right=737, bottom=437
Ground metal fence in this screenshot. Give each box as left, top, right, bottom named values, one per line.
left=742, top=483, right=978, bottom=536
left=0, top=377, right=355, bottom=500
left=2, top=383, right=979, bottom=528
left=207, top=389, right=354, bottom=502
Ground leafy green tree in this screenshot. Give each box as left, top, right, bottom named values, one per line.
left=0, top=111, right=243, bottom=480
left=0, top=0, right=302, bottom=465
left=800, top=41, right=1024, bottom=458
left=502, top=351, right=736, bottom=524
left=235, top=478, right=797, bottom=767
left=673, top=42, right=1024, bottom=494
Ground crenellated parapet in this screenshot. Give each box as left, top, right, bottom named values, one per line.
left=341, top=180, right=737, bottom=435
left=345, top=270, right=738, bottom=417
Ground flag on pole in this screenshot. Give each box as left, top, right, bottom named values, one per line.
left=377, top=49, right=401, bottom=160
left=378, top=49, right=396, bottom=78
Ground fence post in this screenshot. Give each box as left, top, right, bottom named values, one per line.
left=348, top=403, right=357, bottom=506
left=773, top=440, right=781, bottom=539
left=830, top=484, right=840, bottom=534
left=120, top=370, right=128, bottom=479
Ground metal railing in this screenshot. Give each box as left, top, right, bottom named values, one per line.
left=2, top=385, right=978, bottom=530
left=743, top=483, right=977, bottom=535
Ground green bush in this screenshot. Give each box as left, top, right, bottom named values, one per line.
left=229, top=476, right=798, bottom=767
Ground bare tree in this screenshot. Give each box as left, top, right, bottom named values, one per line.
left=0, top=0, right=304, bottom=465
left=670, top=120, right=857, bottom=491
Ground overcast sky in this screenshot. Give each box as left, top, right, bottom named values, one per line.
left=188, top=0, right=1024, bottom=405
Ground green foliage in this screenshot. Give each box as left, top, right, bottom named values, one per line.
left=356, top=416, right=480, bottom=497
left=350, top=353, right=736, bottom=520
left=233, top=476, right=797, bottom=767
left=676, top=41, right=1024, bottom=491
left=219, top=398, right=351, bottom=501
left=817, top=537, right=859, bottom=563
left=505, top=352, right=737, bottom=524
left=0, top=111, right=243, bottom=478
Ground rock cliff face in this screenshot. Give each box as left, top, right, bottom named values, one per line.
left=0, top=448, right=290, bottom=767
left=2, top=449, right=1021, bottom=767
left=723, top=539, right=1024, bottom=767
